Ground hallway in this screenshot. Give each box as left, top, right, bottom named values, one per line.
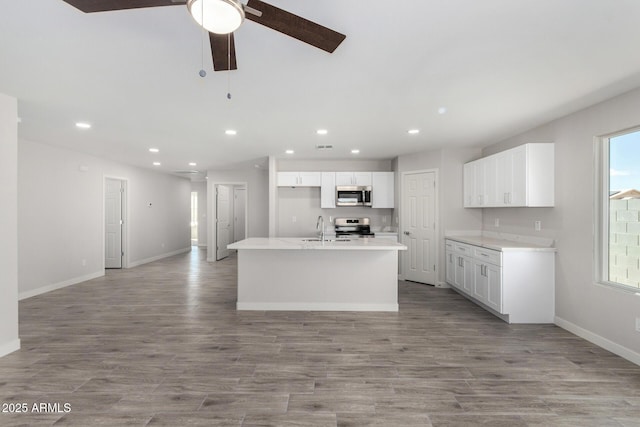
left=1, top=248, right=639, bottom=426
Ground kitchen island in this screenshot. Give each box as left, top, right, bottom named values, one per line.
left=227, top=237, right=407, bottom=311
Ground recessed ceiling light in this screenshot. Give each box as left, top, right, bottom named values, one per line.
left=438, top=107, right=448, bottom=115
left=351, top=149, right=360, bottom=154
left=75, top=122, right=91, bottom=129
left=408, top=129, right=420, bottom=135
left=225, top=129, right=237, bottom=135
left=316, top=129, right=328, bottom=135
left=149, top=148, right=160, bottom=153
left=153, top=162, right=161, bottom=166
left=189, top=162, right=197, bottom=166
left=285, top=150, right=294, bottom=154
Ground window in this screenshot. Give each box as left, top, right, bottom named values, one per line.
left=598, top=128, right=640, bottom=291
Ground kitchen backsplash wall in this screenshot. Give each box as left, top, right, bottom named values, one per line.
left=277, top=187, right=394, bottom=237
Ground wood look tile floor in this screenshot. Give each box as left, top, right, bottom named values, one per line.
left=2, top=248, right=640, bottom=426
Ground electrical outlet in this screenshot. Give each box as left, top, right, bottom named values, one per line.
left=383, top=216, right=388, bottom=223
left=636, top=317, right=640, bottom=333
left=534, top=220, right=542, bottom=231
left=81, top=259, right=86, bottom=267
left=292, top=216, right=297, bottom=223
left=494, top=218, right=500, bottom=227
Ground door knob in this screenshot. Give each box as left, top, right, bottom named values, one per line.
left=404, top=231, right=410, bottom=235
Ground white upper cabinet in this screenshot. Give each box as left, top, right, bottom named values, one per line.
left=277, top=171, right=322, bottom=187
left=320, top=172, right=336, bottom=208
left=371, top=172, right=394, bottom=208
left=463, top=143, right=554, bottom=208
left=335, top=172, right=372, bottom=186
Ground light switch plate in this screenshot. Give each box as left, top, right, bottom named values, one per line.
left=534, top=220, right=542, bottom=231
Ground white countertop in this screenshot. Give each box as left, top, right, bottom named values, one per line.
left=228, top=237, right=407, bottom=251
left=446, top=235, right=556, bottom=252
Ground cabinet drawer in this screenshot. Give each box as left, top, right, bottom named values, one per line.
left=453, top=242, right=473, bottom=256
left=445, top=240, right=454, bottom=251
left=474, top=247, right=502, bottom=266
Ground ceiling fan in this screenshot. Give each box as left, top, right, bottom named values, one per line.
left=61, top=0, right=346, bottom=71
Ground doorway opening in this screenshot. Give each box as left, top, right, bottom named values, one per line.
left=105, top=177, right=127, bottom=269
left=191, top=191, right=198, bottom=246
left=210, top=182, right=248, bottom=261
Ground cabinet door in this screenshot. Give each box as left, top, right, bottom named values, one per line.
left=372, top=172, right=394, bottom=208
left=454, top=255, right=473, bottom=294
left=445, top=250, right=455, bottom=285
left=277, top=172, right=299, bottom=187
left=320, top=172, right=336, bottom=208
left=509, top=145, right=527, bottom=206
left=473, top=261, right=488, bottom=302
left=354, top=172, right=372, bottom=186
left=485, top=263, right=502, bottom=312
left=298, top=172, right=321, bottom=187
left=474, top=160, right=487, bottom=206
left=483, top=155, right=498, bottom=207
left=336, top=172, right=354, bottom=186
left=496, top=146, right=526, bottom=206
left=462, top=256, right=474, bottom=294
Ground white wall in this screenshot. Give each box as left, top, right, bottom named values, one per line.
left=191, top=181, right=208, bottom=246
left=0, top=93, right=20, bottom=357
left=277, top=187, right=393, bottom=237
left=396, top=147, right=483, bottom=284
left=18, top=139, right=191, bottom=298
left=480, top=87, right=640, bottom=359
left=275, top=159, right=395, bottom=237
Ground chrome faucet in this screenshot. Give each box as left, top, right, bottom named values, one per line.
left=316, top=215, right=325, bottom=242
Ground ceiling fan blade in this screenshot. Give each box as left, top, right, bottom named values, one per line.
left=61, top=0, right=186, bottom=13
left=244, top=0, right=345, bottom=53
left=210, top=33, right=237, bottom=72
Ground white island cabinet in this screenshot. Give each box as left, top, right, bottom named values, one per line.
left=228, top=238, right=406, bottom=312
left=445, top=236, right=555, bottom=323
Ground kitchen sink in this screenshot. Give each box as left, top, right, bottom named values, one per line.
left=301, top=238, right=351, bottom=242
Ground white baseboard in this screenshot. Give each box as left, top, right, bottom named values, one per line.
left=555, top=316, right=640, bottom=367
left=128, top=247, right=191, bottom=268
left=19, top=271, right=104, bottom=301
left=237, top=302, right=399, bottom=312
left=0, top=338, right=21, bottom=358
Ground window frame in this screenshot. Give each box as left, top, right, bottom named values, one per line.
left=595, top=126, right=640, bottom=293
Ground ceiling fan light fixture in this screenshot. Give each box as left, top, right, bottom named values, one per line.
left=187, top=0, right=245, bottom=34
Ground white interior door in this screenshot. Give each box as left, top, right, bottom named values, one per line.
left=402, top=171, right=437, bottom=285
left=233, top=187, right=246, bottom=242
left=105, top=178, right=123, bottom=269
left=216, top=184, right=231, bottom=260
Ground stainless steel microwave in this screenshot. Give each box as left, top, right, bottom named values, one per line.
left=336, top=186, right=372, bottom=207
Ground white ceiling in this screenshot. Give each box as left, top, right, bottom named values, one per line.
left=2, top=0, right=640, bottom=177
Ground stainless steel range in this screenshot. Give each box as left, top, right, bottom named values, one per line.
left=334, top=217, right=375, bottom=238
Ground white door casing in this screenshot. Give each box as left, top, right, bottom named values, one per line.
left=105, top=178, right=123, bottom=269
left=233, top=187, right=246, bottom=243
left=402, top=171, right=437, bottom=285
left=216, top=184, right=232, bottom=260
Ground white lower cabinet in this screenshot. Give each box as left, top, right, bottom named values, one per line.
left=449, top=242, right=474, bottom=295
left=445, top=238, right=555, bottom=323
